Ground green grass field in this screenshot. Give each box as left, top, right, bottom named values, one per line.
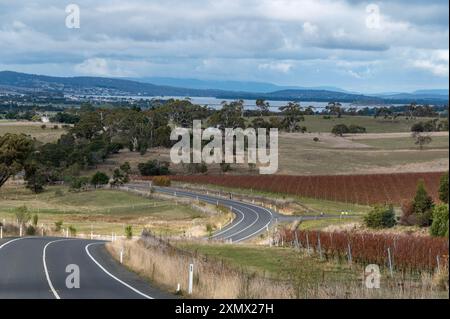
left=249, top=115, right=443, bottom=133
left=297, top=115, right=438, bottom=133
left=0, top=185, right=213, bottom=235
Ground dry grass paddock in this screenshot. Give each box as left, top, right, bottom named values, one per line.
left=107, top=231, right=448, bottom=299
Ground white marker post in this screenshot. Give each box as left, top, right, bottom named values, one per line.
left=347, top=243, right=352, bottom=265
left=0, top=225, right=3, bottom=239
left=436, top=255, right=441, bottom=273
left=188, top=264, right=194, bottom=295
left=66, top=228, right=69, bottom=238
left=387, top=247, right=394, bottom=277
left=19, top=225, right=23, bottom=237
left=120, top=249, right=124, bottom=264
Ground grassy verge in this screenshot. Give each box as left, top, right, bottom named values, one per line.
left=108, top=236, right=448, bottom=299
left=0, top=184, right=231, bottom=237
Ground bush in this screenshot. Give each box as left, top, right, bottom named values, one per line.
left=220, top=163, right=231, bottom=173
left=399, top=201, right=416, bottom=225
left=25, top=225, right=36, bottom=236
left=15, top=206, right=31, bottom=225
left=125, top=225, right=133, bottom=239
left=70, top=176, right=89, bottom=190
left=439, top=172, right=449, bottom=204
left=430, top=204, right=449, bottom=237
left=348, top=125, right=366, bottom=134
left=54, top=221, right=63, bottom=232
left=412, top=180, right=434, bottom=226
left=138, top=160, right=170, bottom=176
left=69, top=225, right=77, bottom=237
left=364, top=205, right=396, bottom=229
left=187, top=162, right=208, bottom=174
left=152, top=176, right=171, bottom=187
left=90, top=172, right=110, bottom=188
left=331, top=124, right=349, bottom=136
left=32, top=214, right=39, bottom=227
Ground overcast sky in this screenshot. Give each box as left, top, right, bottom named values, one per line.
left=0, top=0, right=448, bottom=93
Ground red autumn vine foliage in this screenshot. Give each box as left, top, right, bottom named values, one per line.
left=160, top=172, right=443, bottom=205
left=279, top=228, right=449, bottom=272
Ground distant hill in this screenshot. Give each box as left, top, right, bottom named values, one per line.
left=133, top=76, right=350, bottom=94
left=413, top=89, right=449, bottom=96
left=0, top=71, right=224, bottom=97
left=373, top=89, right=449, bottom=103
left=0, top=71, right=447, bottom=105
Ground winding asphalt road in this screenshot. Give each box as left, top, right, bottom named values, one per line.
left=127, top=183, right=329, bottom=243
left=0, top=237, right=174, bottom=299
left=0, top=184, right=332, bottom=298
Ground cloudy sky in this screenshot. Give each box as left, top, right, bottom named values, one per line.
left=0, top=0, right=448, bottom=93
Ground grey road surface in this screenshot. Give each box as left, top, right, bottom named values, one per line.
left=126, top=183, right=330, bottom=243
left=0, top=237, right=174, bottom=299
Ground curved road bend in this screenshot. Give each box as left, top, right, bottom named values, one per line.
left=126, top=183, right=330, bottom=243
left=0, top=237, right=174, bottom=299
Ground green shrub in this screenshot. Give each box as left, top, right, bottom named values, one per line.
left=25, top=225, right=36, bottom=236
left=15, top=206, right=31, bottom=225
left=138, top=160, right=170, bottom=176
left=412, top=180, right=434, bottom=226
left=90, top=172, right=110, bottom=188
left=206, top=224, right=214, bottom=237
left=69, top=225, right=77, bottom=237
left=70, top=176, right=89, bottom=190
left=54, top=221, right=63, bottom=232
left=331, top=124, right=349, bottom=136
left=430, top=204, right=449, bottom=237
left=32, top=214, right=39, bottom=226
left=348, top=125, right=367, bottom=134
left=125, top=225, right=133, bottom=239
left=439, top=172, right=449, bottom=204
left=364, top=205, right=396, bottom=229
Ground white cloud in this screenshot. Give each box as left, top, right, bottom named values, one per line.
left=258, top=62, right=294, bottom=73
left=0, top=0, right=448, bottom=90
left=74, top=58, right=110, bottom=76
left=74, top=58, right=150, bottom=77
left=411, top=50, right=449, bottom=77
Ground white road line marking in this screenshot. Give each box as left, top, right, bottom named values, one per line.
left=220, top=203, right=260, bottom=241
left=0, top=237, right=29, bottom=250
left=85, top=242, right=154, bottom=299
left=131, top=185, right=275, bottom=243
left=210, top=206, right=245, bottom=238
left=155, top=187, right=247, bottom=238
left=43, top=239, right=78, bottom=299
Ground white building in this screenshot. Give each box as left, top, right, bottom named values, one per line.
left=41, top=115, right=50, bottom=123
